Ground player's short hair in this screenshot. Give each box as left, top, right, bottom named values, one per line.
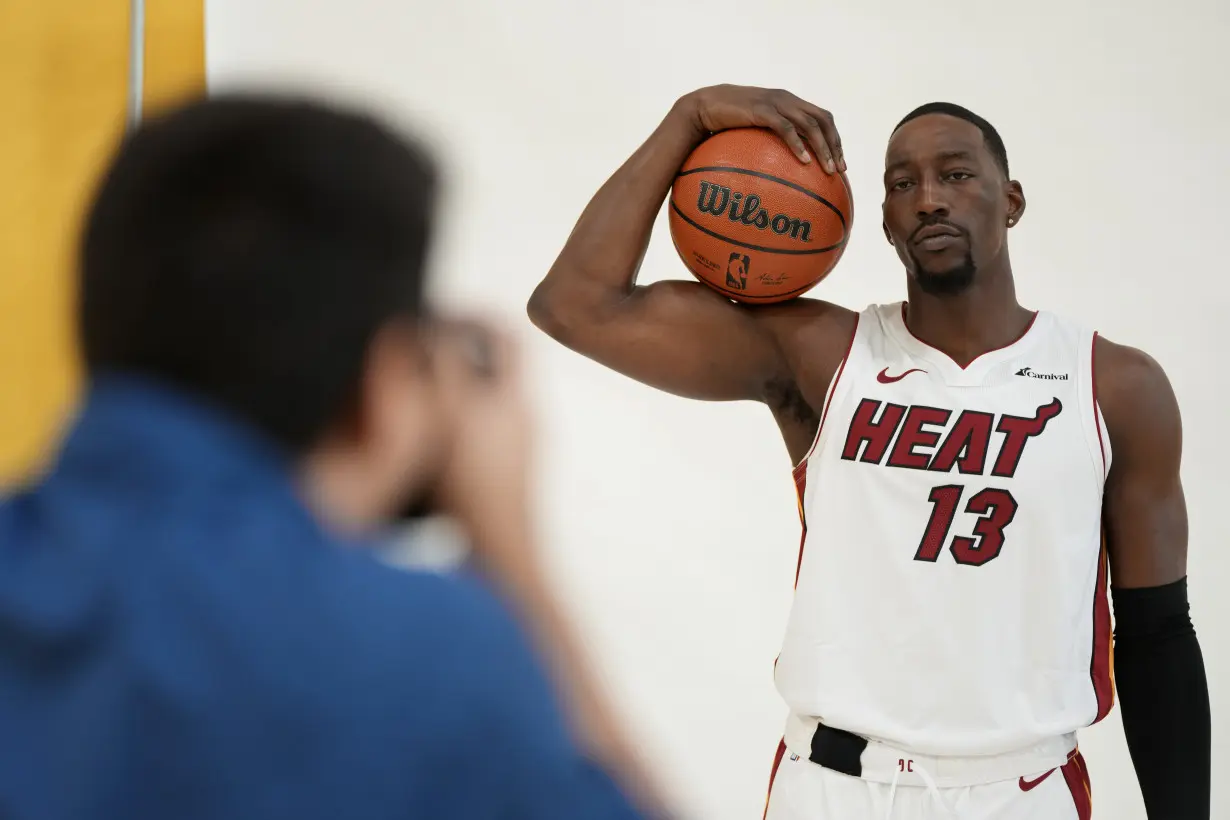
left=79, top=95, right=438, bottom=455
left=893, top=102, right=1010, bottom=178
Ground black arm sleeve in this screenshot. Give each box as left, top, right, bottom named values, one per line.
left=1111, top=577, right=1210, bottom=820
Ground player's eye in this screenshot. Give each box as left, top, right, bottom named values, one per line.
left=891, top=179, right=913, bottom=191
left=947, top=171, right=974, bottom=181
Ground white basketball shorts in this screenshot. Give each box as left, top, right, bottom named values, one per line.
left=763, top=741, right=1093, bottom=820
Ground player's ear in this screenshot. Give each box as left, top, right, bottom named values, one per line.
left=1006, top=180, right=1026, bottom=227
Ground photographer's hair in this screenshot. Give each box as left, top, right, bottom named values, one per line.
left=80, top=95, right=439, bottom=453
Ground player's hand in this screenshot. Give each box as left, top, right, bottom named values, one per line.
left=679, top=84, right=844, bottom=173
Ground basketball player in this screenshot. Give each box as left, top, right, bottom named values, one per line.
left=528, top=85, right=1210, bottom=819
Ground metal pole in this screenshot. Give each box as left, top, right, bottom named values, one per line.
left=127, top=0, right=146, bottom=131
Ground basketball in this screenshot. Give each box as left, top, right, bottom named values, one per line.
left=668, top=127, right=853, bottom=304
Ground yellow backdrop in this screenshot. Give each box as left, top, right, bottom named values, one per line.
left=0, top=0, right=205, bottom=486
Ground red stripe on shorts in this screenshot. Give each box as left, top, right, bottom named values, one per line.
left=762, top=739, right=788, bottom=820
left=1061, top=751, right=1093, bottom=820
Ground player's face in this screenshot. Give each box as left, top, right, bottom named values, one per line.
left=880, top=115, right=1023, bottom=295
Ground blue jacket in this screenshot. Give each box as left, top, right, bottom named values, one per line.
left=0, top=376, right=644, bottom=820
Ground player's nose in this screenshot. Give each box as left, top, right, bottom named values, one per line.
left=913, top=178, right=951, bottom=219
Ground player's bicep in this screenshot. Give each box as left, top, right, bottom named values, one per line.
left=1103, top=454, right=1188, bottom=589
left=1098, top=339, right=1189, bottom=589
left=530, top=277, right=789, bottom=402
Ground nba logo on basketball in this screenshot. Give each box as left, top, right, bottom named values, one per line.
left=726, top=253, right=751, bottom=290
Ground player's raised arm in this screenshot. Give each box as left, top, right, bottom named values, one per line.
left=1096, top=336, right=1210, bottom=820
left=527, top=85, right=845, bottom=404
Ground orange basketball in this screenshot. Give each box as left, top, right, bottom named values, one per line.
left=668, top=127, right=853, bottom=304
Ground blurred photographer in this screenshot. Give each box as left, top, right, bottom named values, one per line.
left=0, top=96, right=659, bottom=820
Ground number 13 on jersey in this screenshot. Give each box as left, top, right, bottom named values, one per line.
left=915, top=485, right=1019, bottom=567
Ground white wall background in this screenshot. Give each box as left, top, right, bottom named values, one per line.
left=206, top=2, right=1229, bottom=817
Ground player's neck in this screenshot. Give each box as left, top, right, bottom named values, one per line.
left=903, top=272, right=1033, bottom=367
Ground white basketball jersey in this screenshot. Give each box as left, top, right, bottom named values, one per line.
left=774, top=302, right=1114, bottom=758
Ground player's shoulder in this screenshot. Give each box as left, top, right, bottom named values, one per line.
left=751, top=295, right=857, bottom=326
left=1090, top=333, right=1179, bottom=448
left=750, top=296, right=859, bottom=358
left=1093, top=334, right=1172, bottom=400
left=1029, top=308, right=1173, bottom=408
left=748, top=297, right=860, bottom=412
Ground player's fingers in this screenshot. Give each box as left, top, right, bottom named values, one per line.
left=788, top=110, right=838, bottom=174
left=799, top=103, right=845, bottom=172
left=750, top=103, right=812, bottom=164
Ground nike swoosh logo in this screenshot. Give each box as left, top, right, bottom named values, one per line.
left=1018, top=768, right=1057, bottom=792
left=876, top=367, right=926, bottom=384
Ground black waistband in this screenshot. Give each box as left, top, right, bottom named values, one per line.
left=809, top=722, right=868, bottom=777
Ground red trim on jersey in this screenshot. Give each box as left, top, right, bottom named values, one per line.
left=1061, top=750, right=1093, bottom=820
left=792, top=470, right=808, bottom=587
left=1088, top=333, right=1115, bottom=722
left=793, top=315, right=861, bottom=479
left=1090, top=524, right=1116, bottom=723
left=1091, top=332, right=1107, bottom=476
left=762, top=739, right=788, bottom=820
left=791, top=316, right=859, bottom=588
left=898, top=303, right=1039, bottom=370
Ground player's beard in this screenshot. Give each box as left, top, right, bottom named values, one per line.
left=911, top=249, right=977, bottom=296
